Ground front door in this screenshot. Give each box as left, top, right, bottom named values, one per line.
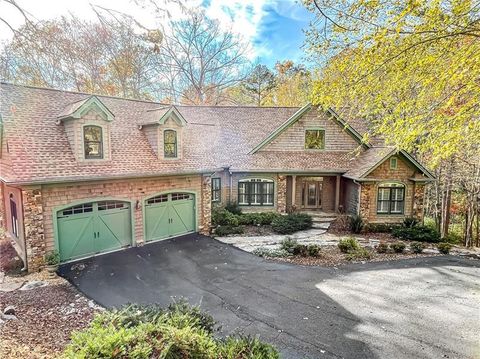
left=303, top=181, right=322, bottom=209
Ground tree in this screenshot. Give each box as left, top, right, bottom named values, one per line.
left=242, top=64, right=276, bottom=106
left=157, top=10, right=250, bottom=105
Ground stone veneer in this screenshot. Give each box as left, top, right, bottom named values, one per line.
left=21, top=186, right=45, bottom=271
left=276, top=175, right=287, bottom=213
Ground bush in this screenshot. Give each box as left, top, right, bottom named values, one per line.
left=364, top=223, right=401, bottom=233
left=44, top=251, right=60, bottom=265
left=338, top=237, right=360, bottom=253
left=280, top=237, right=298, bottom=253
left=214, top=225, right=244, bottom=237
left=237, top=212, right=281, bottom=226
left=292, top=244, right=309, bottom=256
left=212, top=208, right=239, bottom=227
left=271, top=213, right=313, bottom=234
left=390, top=242, right=406, bottom=253
left=410, top=241, right=425, bottom=254
left=437, top=242, right=453, bottom=254
left=375, top=242, right=389, bottom=254
left=345, top=248, right=372, bottom=261
left=349, top=215, right=364, bottom=234
left=64, top=302, right=279, bottom=358
left=392, top=225, right=440, bottom=243
left=442, top=232, right=462, bottom=244
left=403, top=217, right=420, bottom=228
left=252, top=248, right=291, bottom=258
left=225, top=201, right=242, bottom=215
left=307, top=244, right=321, bottom=257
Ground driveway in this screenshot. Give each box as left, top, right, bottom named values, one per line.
left=59, top=234, right=480, bottom=359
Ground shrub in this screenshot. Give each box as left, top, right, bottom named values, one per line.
left=392, top=225, right=440, bottom=243
left=364, top=223, right=400, bottom=233
left=338, top=237, right=360, bottom=253
left=437, top=242, right=453, bottom=254
left=44, top=251, right=60, bottom=265
left=212, top=208, right=239, bottom=227
left=375, top=242, right=389, bottom=254
left=271, top=213, right=312, bottom=234
left=252, top=248, right=291, bottom=258
left=442, top=232, right=462, bottom=244
left=390, top=242, right=406, bottom=253
left=345, top=248, right=372, bottom=261
left=225, top=201, right=242, bottom=215
left=64, top=302, right=279, bottom=358
left=237, top=212, right=280, bottom=226
left=410, top=241, right=425, bottom=254
left=307, top=244, right=321, bottom=257
left=214, top=225, right=244, bottom=237
left=292, top=244, right=309, bottom=256
left=403, top=217, right=420, bottom=228
left=280, top=237, right=298, bottom=253
left=349, top=215, right=364, bottom=234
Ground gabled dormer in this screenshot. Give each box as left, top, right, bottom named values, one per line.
left=57, top=96, right=114, bottom=162
left=139, top=106, right=187, bottom=160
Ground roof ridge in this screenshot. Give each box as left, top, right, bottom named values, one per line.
left=176, top=105, right=300, bottom=109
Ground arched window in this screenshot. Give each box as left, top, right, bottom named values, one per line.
left=238, top=178, right=274, bottom=206
left=377, top=183, right=405, bottom=214
left=164, top=130, right=177, bottom=158
left=83, top=125, right=103, bottom=159
left=9, top=194, right=18, bottom=237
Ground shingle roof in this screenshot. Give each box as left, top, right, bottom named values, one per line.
left=0, top=83, right=400, bottom=184
left=343, top=147, right=395, bottom=179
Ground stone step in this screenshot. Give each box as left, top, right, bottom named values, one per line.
left=312, top=222, right=331, bottom=230
left=311, top=217, right=337, bottom=223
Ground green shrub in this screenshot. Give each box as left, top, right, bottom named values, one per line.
left=307, top=244, right=321, bottom=257
left=252, top=248, right=291, bottom=258
left=237, top=212, right=280, bottom=226
left=338, top=237, right=360, bottom=253
left=364, top=223, right=400, bottom=233
left=403, top=217, right=420, bottom=228
left=437, top=242, right=453, bottom=254
left=442, top=232, right=462, bottom=244
left=64, top=302, right=279, bottom=358
left=214, top=225, right=244, bottom=237
left=220, top=335, right=279, bottom=359
left=345, top=247, right=372, bottom=261
left=392, top=225, right=440, bottom=243
left=349, top=215, right=364, bottom=234
left=280, top=237, right=298, bottom=253
left=390, top=242, right=406, bottom=253
left=271, top=213, right=313, bottom=234
left=225, top=201, right=242, bottom=215
left=212, top=208, right=239, bottom=227
left=410, top=241, right=425, bottom=254
left=292, top=244, right=309, bottom=256
left=44, top=251, right=60, bottom=265
left=375, top=242, right=389, bottom=254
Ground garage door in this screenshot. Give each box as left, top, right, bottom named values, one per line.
left=145, top=192, right=195, bottom=242
left=57, top=200, right=132, bottom=262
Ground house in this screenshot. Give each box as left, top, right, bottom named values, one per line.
left=0, top=83, right=434, bottom=271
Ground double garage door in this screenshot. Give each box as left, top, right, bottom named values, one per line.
left=56, top=193, right=195, bottom=262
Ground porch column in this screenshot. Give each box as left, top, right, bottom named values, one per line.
left=335, top=175, right=341, bottom=212
left=291, top=175, right=296, bottom=210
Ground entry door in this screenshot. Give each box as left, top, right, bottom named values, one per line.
left=145, top=193, right=196, bottom=242
left=303, top=181, right=322, bottom=209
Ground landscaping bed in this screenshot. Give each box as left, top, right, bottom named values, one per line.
left=0, top=272, right=99, bottom=359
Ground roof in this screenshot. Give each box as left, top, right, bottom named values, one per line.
left=0, top=83, right=430, bottom=184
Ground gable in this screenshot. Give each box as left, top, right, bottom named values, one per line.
left=363, top=151, right=434, bottom=180
left=257, top=106, right=362, bottom=153
left=57, top=96, right=115, bottom=122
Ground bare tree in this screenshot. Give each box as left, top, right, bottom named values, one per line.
left=157, top=10, right=251, bottom=105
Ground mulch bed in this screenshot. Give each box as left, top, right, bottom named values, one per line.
left=268, top=246, right=441, bottom=267
left=0, top=279, right=99, bottom=358
left=242, top=225, right=276, bottom=236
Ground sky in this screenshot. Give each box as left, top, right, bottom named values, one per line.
left=0, top=0, right=314, bottom=68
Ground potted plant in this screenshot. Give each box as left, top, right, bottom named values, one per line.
left=44, top=251, right=60, bottom=276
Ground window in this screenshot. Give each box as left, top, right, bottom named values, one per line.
left=164, top=130, right=177, bottom=158
left=61, top=203, right=93, bottom=216
left=171, top=193, right=191, bottom=201
left=212, top=178, right=221, bottom=202
left=84, top=125, right=103, bottom=159
left=377, top=183, right=405, bottom=214
left=238, top=179, right=274, bottom=206
left=98, top=201, right=128, bottom=211
left=390, top=157, right=398, bottom=169
left=147, top=194, right=168, bottom=204
left=9, top=194, right=18, bottom=237
left=305, top=129, right=325, bottom=150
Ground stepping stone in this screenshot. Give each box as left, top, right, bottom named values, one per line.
left=0, top=282, right=24, bottom=292
left=20, top=280, right=48, bottom=291
left=312, top=222, right=331, bottom=230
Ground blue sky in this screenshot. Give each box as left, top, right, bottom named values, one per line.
left=0, top=0, right=314, bottom=69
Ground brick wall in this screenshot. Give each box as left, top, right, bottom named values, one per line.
left=261, top=107, right=359, bottom=152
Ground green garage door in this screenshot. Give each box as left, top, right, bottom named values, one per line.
left=145, top=192, right=195, bottom=242
left=57, top=200, right=132, bottom=262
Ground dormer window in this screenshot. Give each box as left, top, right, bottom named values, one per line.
left=84, top=125, right=103, bottom=159
left=164, top=130, right=177, bottom=158
left=305, top=129, right=325, bottom=150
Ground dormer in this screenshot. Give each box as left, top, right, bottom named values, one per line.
left=139, top=106, right=187, bottom=160
left=57, top=96, right=114, bottom=162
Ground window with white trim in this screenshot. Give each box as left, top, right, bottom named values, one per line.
left=377, top=183, right=405, bottom=214
left=238, top=178, right=274, bottom=206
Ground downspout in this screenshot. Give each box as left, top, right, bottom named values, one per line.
left=353, top=179, right=362, bottom=216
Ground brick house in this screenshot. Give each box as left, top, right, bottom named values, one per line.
left=0, top=83, right=434, bottom=271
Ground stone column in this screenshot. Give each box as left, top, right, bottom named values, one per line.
left=277, top=175, right=287, bottom=213
left=412, top=183, right=425, bottom=220
left=22, top=186, right=45, bottom=272
left=359, top=183, right=373, bottom=221
left=199, top=175, right=212, bottom=235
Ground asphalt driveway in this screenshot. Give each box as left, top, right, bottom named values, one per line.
left=59, top=234, right=480, bottom=359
